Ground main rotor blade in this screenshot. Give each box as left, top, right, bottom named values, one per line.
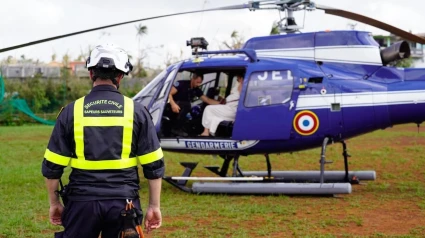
left=0, top=4, right=249, bottom=53
left=316, top=4, right=425, bottom=44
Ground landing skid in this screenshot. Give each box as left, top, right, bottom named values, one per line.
left=240, top=171, right=375, bottom=183
left=163, top=138, right=375, bottom=195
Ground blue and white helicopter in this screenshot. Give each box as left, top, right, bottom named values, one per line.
left=2, top=0, right=425, bottom=195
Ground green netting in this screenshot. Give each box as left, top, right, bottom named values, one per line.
left=0, top=75, right=56, bottom=125
left=0, top=75, right=4, bottom=104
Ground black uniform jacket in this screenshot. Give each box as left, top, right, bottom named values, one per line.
left=172, top=80, right=204, bottom=102
left=42, top=85, right=165, bottom=201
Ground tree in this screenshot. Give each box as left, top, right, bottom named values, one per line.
left=62, top=53, right=70, bottom=67
left=75, top=54, right=84, bottom=61
left=78, top=45, right=93, bottom=62
left=133, top=24, right=149, bottom=78
left=270, top=21, right=280, bottom=35
left=164, top=49, right=184, bottom=67
left=222, top=30, right=245, bottom=50
left=98, top=31, right=110, bottom=40
left=135, top=24, right=148, bottom=57
left=5, top=56, right=14, bottom=64
left=51, top=53, right=57, bottom=62
left=394, top=58, right=413, bottom=68
left=18, top=54, right=33, bottom=64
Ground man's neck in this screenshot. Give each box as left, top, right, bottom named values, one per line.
left=93, top=79, right=117, bottom=89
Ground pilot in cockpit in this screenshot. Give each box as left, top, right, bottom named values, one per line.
left=166, top=73, right=220, bottom=136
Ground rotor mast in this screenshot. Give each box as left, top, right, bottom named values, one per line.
left=248, top=0, right=316, bottom=34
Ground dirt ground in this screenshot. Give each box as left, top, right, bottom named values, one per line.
left=150, top=124, right=425, bottom=237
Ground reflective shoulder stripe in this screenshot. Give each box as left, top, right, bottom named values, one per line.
left=138, top=148, right=163, bottom=165
left=69, top=157, right=137, bottom=170
left=44, top=149, right=71, bottom=166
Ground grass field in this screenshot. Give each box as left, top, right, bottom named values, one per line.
left=1, top=124, right=425, bottom=237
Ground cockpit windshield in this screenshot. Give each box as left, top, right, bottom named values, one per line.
left=132, top=69, right=167, bottom=107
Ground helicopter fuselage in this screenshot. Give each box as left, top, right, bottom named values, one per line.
left=133, top=30, right=425, bottom=156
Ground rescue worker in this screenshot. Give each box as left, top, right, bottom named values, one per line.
left=167, top=73, right=220, bottom=136
left=41, top=43, right=164, bottom=238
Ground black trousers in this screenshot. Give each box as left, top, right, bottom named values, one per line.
left=54, top=199, right=142, bottom=238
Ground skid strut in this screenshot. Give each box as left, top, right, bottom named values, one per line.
left=162, top=137, right=374, bottom=195
left=204, top=154, right=233, bottom=177
left=341, top=140, right=360, bottom=184
left=163, top=162, right=198, bottom=193
left=242, top=139, right=374, bottom=183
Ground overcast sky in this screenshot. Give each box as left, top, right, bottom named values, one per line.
left=0, top=0, right=424, bottom=68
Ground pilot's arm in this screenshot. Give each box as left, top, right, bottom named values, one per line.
left=200, top=95, right=221, bottom=105
left=195, top=88, right=220, bottom=105
left=168, top=86, right=180, bottom=113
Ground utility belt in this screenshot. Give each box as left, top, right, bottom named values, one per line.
left=56, top=179, right=68, bottom=207
left=119, top=199, right=145, bottom=238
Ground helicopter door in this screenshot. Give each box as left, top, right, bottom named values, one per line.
left=233, top=68, right=298, bottom=140
left=146, top=63, right=182, bottom=132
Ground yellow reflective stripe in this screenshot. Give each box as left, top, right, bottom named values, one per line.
left=74, top=97, right=85, bottom=160
left=72, top=96, right=135, bottom=168
left=69, top=158, right=137, bottom=170
left=44, top=149, right=71, bottom=166
left=138, top=148, right=163, bottom=165
left=121, top=97, right=134, bottom=159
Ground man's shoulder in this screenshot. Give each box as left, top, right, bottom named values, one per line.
left=55, top=101, right=75, bottom=120
left=174, top=80, right=190, bottom=88
left=132, top=100, right=151, bottom=119
left=63, top=101, right=76, bottom=112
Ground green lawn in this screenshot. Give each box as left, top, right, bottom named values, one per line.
left=1, top=125, right=425, bottom=237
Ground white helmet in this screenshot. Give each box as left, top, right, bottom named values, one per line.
left=86, top=43, right=133, bottom=75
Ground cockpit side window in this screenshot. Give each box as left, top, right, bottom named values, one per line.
left=244, top=70, right=294, bottom=107
left=199, top=73, right=217, bottom=99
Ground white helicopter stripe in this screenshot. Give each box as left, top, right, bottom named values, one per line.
left=160, top=139, right=260, bottom=150
left=296, top=90, right=425, bottom=110
left=256, top=45, right=382, bottom=66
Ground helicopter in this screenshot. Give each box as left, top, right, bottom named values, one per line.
left=1, top=0, right=425, bottom=196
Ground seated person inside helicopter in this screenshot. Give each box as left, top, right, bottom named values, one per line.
left=200, top=73, right=244, bottom=137
left=166, top=72, right=221, bottom=136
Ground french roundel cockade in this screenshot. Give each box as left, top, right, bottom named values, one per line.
left=293, top=110, right=319, bottom=136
